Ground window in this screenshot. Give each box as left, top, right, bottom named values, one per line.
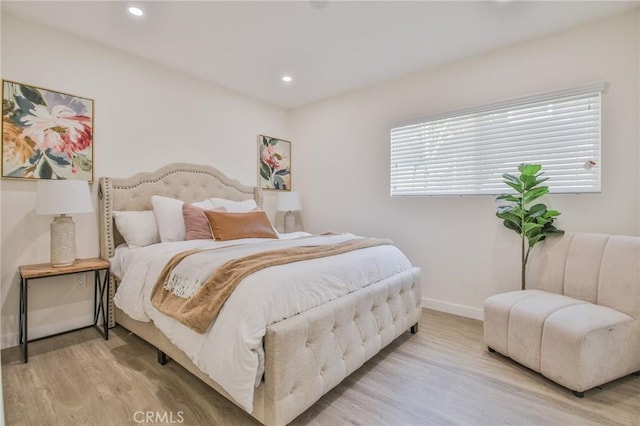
left=390, top=82, right=606, bottom=196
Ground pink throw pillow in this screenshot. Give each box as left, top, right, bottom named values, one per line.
left=183, top=204, right=225, bottom=240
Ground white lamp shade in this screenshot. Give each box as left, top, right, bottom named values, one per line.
left=36, top=180, right=93, bottom=215
left=276, top=191, right=301, bottom=212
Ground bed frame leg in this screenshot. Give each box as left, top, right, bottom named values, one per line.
left=410, top=323, right=419, bottom=334
left=157, top=349, right=169, bottom=365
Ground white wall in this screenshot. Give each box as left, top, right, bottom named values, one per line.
left=290, top=10, right=640, bottom=319
left=0, top=13, right=289, bottom=348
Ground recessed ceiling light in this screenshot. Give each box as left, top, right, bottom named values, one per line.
left=282, top=76, right=293, bottom=83
left=128, top=6, right=144, bottom=17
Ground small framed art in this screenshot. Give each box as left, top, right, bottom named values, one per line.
left=258, top=134, right=291, bottom=191
left=2, top=80, right=94, bottom=181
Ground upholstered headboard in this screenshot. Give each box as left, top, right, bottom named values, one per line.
left=98, top=162, right=262, bottom=260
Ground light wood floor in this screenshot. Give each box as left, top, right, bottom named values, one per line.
left=2, top=310, right=639, bottom=425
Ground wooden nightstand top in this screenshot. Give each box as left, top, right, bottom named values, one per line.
left=19, top=258, right=110, bottom=280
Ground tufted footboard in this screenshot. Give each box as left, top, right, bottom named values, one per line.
left=113, top=266, right=421, bottom=426
left=263, top=267, right=422, bottom=425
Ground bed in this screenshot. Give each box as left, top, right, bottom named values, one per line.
left=98, top=162, right=422, bottom=425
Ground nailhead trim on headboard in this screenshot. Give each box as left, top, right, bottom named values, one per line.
left=98, top=163, right=263, bottom=328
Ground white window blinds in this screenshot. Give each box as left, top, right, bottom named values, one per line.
left=390, top=82, right=605, bottom=196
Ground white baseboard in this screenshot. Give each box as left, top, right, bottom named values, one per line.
left=1, top=315, right=94, bottom=350
left=422, top=297, right=484, bottom=321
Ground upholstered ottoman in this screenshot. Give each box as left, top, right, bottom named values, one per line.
left=483, top=233, right=640, bottom=397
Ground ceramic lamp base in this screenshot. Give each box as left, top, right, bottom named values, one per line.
left=284, top=211, right=296, bottom=233
left=50, top=215, right=75, bottom=267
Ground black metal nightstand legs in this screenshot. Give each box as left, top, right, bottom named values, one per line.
left=93, top=268, right=110, bottom=340
left=18, top=277, right=28, bottom=363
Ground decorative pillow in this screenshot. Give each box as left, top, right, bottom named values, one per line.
left=204, top=210, right=278, bottom=241
left=151, top=195, right=214, bottom=242
left=113, top=211, right=160, bottom=248
left=209, top=197, right=258, bottom=213
left=182, top=204, right=226, bottom=240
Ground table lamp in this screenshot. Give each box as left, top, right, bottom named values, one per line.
left=276, top=191, right=301, bottom=233
left=36, top=180, right=93, bottom=267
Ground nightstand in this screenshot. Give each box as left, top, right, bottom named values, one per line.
left=18, top=257, right=110, bottom=363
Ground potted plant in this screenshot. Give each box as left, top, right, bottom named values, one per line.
left=496, top=164, right=564, bottom=290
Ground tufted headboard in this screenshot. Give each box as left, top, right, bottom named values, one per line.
left=98, top=162, right=262, bottom=261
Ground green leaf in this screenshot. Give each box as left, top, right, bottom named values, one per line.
left=528, top=203, right=546, bottom=213
left=503, top=219, right=521, bottom=233
left=259, top=162, right=271, bottom=180
left=496, top=211, right=520, bottom=225
left=269, top=138, right=280, bottom=146
left=14, top=95, right=34, bottom=116
left=72, top=155, right=92, bottom=172
left=548, top=229, right=565, bottom=235
left=509, top=205, right=523, bottom=216
left=523, top=186, right=549, bottom=204
left=535, top=216, right=552, bottom=225
left=527, top=203, right=547, bottom=218
left=518, top=163, right=542, bottom=176
left=37, top=159, right=53, bottom=179
left=20, top=84, right=46, bottom=106
left=544, top=210, right=561, bottom=217
left=496, top=205, right=514, bottom=214
left=523, top=222, right=542, bottom=234
left=496, top=193, right=520, bottom=202
left=525, top=176, right=549, bottom=190
left=519, top=173, right=536, bottom=188
left=528, top=234, right=547, bottom=247
left=504, top=181, right=524, bottom=193
left=502, top=174, right=519, bottom=184
left=275, top=168, right=289, bottom=176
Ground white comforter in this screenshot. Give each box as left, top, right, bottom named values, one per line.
left=112, top=232, right=412, bottom=412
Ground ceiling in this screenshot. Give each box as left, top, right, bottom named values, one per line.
left=2, top=1, right=638, bottom=109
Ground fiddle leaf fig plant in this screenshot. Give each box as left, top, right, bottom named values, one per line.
left=496, top=164, right=564, bottom=290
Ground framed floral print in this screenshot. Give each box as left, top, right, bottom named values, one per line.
left=2, top=80, right=94, bottom=181
left=258, top=134, right=291, bottom=190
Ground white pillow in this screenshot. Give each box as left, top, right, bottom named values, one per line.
left=151, top=195, right=214, bottom=242
left=209, top=197, right=257, bottom=213
left=113, top=211, right=160, bottom=248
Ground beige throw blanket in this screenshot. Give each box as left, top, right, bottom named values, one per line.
left=151, top=238, right=391, bottom=333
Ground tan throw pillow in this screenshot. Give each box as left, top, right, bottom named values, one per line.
left=183, top=204, right=226, bottom=240
left=205, top=210, right=278, bottom=241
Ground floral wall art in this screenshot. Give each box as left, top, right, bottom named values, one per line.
left=259, top=134, right=291, bottom=190
left=2, top=80, right=94, bottom=181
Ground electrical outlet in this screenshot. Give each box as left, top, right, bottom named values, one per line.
left=75, top=274, right=87, bottom=289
